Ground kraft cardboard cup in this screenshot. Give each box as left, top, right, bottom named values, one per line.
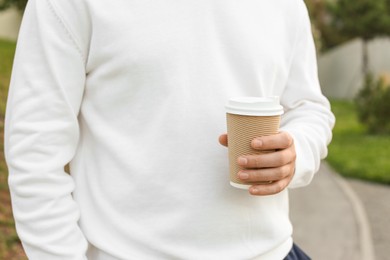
left=225, top=97, right=284, bottom=189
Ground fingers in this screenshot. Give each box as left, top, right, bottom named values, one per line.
left=219, top=134, right=228, bottom=147
left=237, top=147, right=296, bottom=169
left=239, top=131, right=296, bottom=196
left=220, top=131, right=296, bottom=195
left=251, top=131, right=293, bottom=151
left=237, top=163, right=295, bottom=196
left=237, top=164, right=293, bottom=183
left=249, top=174, right=293, bottom=196
left=220, top=131, right=293, bottom=149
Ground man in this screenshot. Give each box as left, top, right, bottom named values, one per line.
left=5, top=0, right=334, bottom=259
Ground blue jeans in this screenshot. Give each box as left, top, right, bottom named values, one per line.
left=283, top=243, right=311, bottom=260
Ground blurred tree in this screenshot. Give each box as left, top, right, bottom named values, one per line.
left=304, top=0, right=350, bottom=52
left=328, top=0, right=390, bottom=77
left=0, top=0, right=27, bottom=12
left=355, top=73, right=390, bottom=135
left=304, top=0, right=322, bottom=51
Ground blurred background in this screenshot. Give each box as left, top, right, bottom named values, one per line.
left=0, top=0, right=389, bottom=259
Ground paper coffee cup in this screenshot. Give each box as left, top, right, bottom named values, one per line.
left=226, top=97, right=284, bottom=189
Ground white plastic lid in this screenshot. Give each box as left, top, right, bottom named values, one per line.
left=225, top=96, right=284, bottom=116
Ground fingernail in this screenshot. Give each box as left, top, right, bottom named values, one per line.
left=238, top=157, right=248, bottom=165
left=250, top=187, right=258, bottom=194
left=238, top=172, right=249, bottom=180
left=253, top=139, right=262, bottom=148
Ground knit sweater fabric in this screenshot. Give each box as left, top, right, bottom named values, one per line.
left=5, top=0, right=334, bottom=259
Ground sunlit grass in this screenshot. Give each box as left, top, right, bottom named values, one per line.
left=0, top=38, right=27, bottom=260
left=328, top=100, right=390, bottom=184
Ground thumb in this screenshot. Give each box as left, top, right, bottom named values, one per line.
left=219, top=134, right=228, bottom=147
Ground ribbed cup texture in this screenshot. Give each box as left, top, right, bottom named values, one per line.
left=226, top=113, right=281, bottom=185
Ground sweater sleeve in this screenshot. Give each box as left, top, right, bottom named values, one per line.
left=4, top=0, right=89, bottom=258
left=279, top=2, right=335, bottom=189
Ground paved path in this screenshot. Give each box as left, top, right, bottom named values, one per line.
left=347, top=178, right=390, bottom=260
left=289, top=162, right=376, bottom=260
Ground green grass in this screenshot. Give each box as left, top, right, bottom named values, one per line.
left=0, top=38, right=27, bottom=260
left=0, top=39, right=15, bottom=114
left=328, top=100, right=390, bottom=184
left=0, top=38, right=16, bottom=190
left=0, top=39, right=15, bottom=179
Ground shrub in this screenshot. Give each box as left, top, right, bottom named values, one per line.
left=355, top=73, right=390, bottom=134
left=0, top=0, right=27, bottom=12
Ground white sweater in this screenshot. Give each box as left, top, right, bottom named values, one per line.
left=5, top=0, right=334, bottom=259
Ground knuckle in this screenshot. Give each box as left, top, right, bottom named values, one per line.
left=286, top=148, right=297, bottom=162
left=291, top=150, right=297, bottom=161
left=281, top=149, right=295, bottom=165
left=283, top=132, right=294, bottom=147
left=275, top=168, right=286, bottom=180
left=278, top=152, right=289, bottom=165
left=251, top=171, right=262, bottom=181
left=281, top=165, right=291, bottom=177
left=273, top=181, right=284, bottom=194
left=267, top=186, right=278, bottom=195
left=253, top=156, right=262, bottom=168
left=288, top=135, right=294, bottom=147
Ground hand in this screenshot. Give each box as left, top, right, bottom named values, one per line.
left=219, top=132, right=296, bottom=196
